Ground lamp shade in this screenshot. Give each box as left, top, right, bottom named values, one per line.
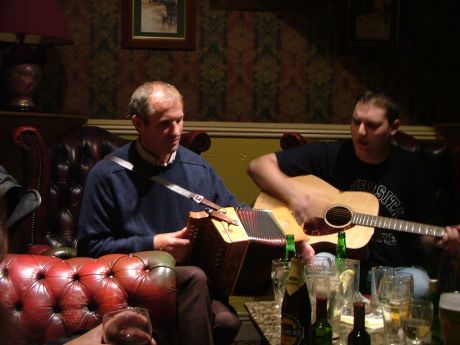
left=0, top=0, right=73, bottom=45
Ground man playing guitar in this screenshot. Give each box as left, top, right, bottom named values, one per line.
left=248, top=87, right=460, bottom=297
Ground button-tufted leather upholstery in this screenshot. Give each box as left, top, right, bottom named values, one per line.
left=0, top=250, right=177, bottom=345
left=11, top=125, right=211, bottom=255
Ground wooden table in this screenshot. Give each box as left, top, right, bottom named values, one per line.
left=244, top=301, right=385, bottom=345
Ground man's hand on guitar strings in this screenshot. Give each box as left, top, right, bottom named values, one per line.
left=288, top=191, right=313, bottom=226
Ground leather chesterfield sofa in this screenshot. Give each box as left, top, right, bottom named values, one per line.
left=0, top=250, right=177, bottom=345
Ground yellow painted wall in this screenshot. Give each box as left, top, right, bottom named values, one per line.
left=87, top=119, right=440, bottom=207
left=202, top=137, right=281, bottom=206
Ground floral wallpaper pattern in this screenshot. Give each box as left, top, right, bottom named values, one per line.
left=5, top=0, right=456, bottom=125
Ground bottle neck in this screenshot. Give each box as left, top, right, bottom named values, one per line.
left=316, top=296, right=328, bottom=320
left=429, top=278, right=439, bottom=296
left=353, top=302, right=366, bottom=330
left=286, top=257, right=304, bottom=295
left=285, top=234, right=296, bottom=261
left=336, top=231, right=347, bottom=259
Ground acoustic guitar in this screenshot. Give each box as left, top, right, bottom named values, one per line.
left=254, top=174, right=445, bottom=250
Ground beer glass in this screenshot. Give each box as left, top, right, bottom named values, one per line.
left=103, top=307, right=153, bottom=345
left=401, top=299, right=433, bottom=345
left=379, top=272, right=414, bottom=345
left=439, top=291, right=460, bottom=345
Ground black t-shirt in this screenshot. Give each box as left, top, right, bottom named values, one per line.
left=275, top=139, right=438, bottom=271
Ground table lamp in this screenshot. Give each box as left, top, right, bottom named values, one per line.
left=0, top=0, right=73, bottom=111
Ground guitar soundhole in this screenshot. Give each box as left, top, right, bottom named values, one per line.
left=325, top=206, right=352, bottom=227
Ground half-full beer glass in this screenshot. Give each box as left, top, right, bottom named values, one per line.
left=379, top=272, right=414, bottom=345
left=439, top=292, right=460, bottom=345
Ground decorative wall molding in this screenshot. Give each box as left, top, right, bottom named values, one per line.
left=87, top=119, right=440, bottom=141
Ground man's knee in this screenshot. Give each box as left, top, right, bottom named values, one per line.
left=212, top=300, right=241, bottom=342
left=176, top=266, right=208, bottom=288
left=214, top=309, right=241, bottom=332
left=213, top=311, right=240, bottom=345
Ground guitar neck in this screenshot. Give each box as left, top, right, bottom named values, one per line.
left=352, top=213, right=445, bottom=238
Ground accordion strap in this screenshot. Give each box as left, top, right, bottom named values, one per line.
left=106, top=155, right=238, bottom=224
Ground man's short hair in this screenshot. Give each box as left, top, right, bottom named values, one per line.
left=355, top=87, right=400, bottom=124
left=127, top=81, right=183, bottom=123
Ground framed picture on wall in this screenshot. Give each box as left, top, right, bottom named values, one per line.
left=121, top=0, right=196, bottom=50
left=338, top=0, right=406, bottom=55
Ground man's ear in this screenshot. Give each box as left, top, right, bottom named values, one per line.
left=390, top=118, right=400, bottom=136
left=131, top=114, right=143, bottom=131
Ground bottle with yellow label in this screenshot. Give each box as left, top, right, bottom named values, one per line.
left=281, top=256, right=311, bottom=345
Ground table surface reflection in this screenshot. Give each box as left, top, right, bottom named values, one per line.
left=244, top=301, right=386, bottom=345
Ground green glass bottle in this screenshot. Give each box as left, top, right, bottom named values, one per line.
left=336, top=231, right=347, bottom=261
left=429, top=279, right=442, bottom=345
left=285, top=234, right=296, bottom=262
left=311, top=295, right=333, bottom=345
left=347, top=302, right=371, bottom=345
left=281, top=256, right=311, bottom=345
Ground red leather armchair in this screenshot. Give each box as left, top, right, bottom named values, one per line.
left=11, top=125, right=211, bottom=256
left=0, top=250, right=177, bottom=345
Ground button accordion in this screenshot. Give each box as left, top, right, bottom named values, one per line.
left=186, top=206, right=307, bottom=296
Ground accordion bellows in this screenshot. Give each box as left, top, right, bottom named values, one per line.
left=186, top=207, right=306, bottom=296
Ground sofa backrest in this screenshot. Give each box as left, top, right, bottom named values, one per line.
left=11, top=125, right=211, bottom=254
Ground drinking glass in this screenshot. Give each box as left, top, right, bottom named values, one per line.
left=401, top=299, right=433, bottom=345
left=439, top=291, right=460, bottom=345
left=379, top=272, right=414, bottom=345
left=370, top=266, right=396, bottom=316
left=305, top=255, right=341, bottom=339
left=305, top=256, right=335, bottom=302
left=271, top=259, right=290, bottom=310
left=102, top=307, right=153, bottom=345
left=335, top=258, right=360, bottom=316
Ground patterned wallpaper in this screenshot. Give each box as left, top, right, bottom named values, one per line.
left=1, top=0, right=458, bottom=125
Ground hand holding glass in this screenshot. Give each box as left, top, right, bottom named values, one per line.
left=102, top=307, right=153, bottom=345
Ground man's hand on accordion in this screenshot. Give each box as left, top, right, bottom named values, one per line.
left=153, top=227, right=190, bottom=264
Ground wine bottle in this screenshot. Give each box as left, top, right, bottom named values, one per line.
left=347, top=301, right=370, bottom=345
left=285, top=234, right=296, bottom=262
left=311, top=295, right=333, bottom=345
left=336, top=231, right=347, bottom=261
left=281, top=256, right=311, bottom=345
left=429, top=279, right=442, bottom=345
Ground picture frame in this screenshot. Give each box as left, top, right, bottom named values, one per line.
left=338, top=0, right=406, bottom=55
left=121, top=0, right=196, bottom=50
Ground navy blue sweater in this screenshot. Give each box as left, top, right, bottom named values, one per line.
left=77, top=142, right=239, bottom=257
